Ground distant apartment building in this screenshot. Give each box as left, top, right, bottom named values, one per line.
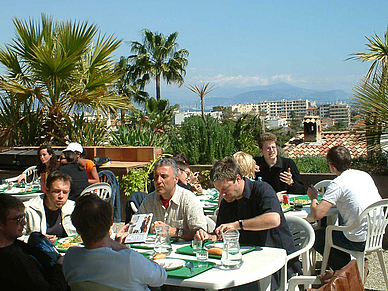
left=319, top=102, right=351, bottom=125
left=173, top=110, right=222, bottom=125
left=230, top=99, right=315, bottom=119
left=266, top=116, right=288, bottom=130
left=230, top=99, right=351, bottom=126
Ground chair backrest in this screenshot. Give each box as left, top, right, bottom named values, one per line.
left=69, top=281, right=122, bottom=291
left=80, top=182, right=112, bottom=202
left=205, top=215, right=216, bottom=233
left=357, top=198, right=388, bottom=252
left=285, top=215, right=316, bottom=261
left=314, top=180, right=332, bottom=195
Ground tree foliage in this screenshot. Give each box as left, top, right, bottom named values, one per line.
left=0, top=13, right=131, bottom=143
left=128, top=29, right=189, bottom=100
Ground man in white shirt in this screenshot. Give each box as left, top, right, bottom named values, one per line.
left=138, top=158, right=207, bottom=240
left=63, top=194, right=167, bottom=291
left=22, top=170, right=77, bottom=243
left=308, top=146, right=381, bottom=270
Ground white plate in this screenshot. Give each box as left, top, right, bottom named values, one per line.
left=205, top=242, right=224, bottom=250
left=154, top=258, right=185, bottom=270
left=4, top=188, right=23, bottom=194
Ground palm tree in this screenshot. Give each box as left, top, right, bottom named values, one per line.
left=187, top=83, right=216, bottom=122
left=0, top=13, right=131, bottom=142
left=116, top=57, right=149, bottom=121
left=128, top=29, right=189, bottom=100
left=348, top=27, right=388, bottom=156
left=347, top=27, right=388, bottom=83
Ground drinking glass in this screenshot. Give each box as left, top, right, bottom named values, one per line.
left=196, top=249, right=208, bottom=268
left=191, top=239, right=202, bottom=253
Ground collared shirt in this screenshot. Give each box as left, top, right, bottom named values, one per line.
left=254, top=156, right=305, bottom=194
left=138, top=185, right=207, bottom=231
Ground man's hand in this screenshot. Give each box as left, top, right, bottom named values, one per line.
left=191, top=183, right=203, bottom=194
left=153, top=221, right=176, bottom=237
left=45, top=234, right=57, bottom=244
left=279, top=168, right=293, bottom=185
left=215, top=222, right=239, bottom=240
left=109, top=238, right=128, bottom=251
left=307, top=184, right=318, bottom=200
left=194, top=229, right=210, bottom=241
left=276, top=190, right=287, bottom=202
left=115, top=224, right=130, bottom=244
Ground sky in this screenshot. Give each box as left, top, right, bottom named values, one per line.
left=1, top=0, right=388, bottom=100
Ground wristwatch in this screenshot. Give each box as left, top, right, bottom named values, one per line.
left=239, top=220, right=244, bottom=230
left=177, top=228, right=184, bottom=237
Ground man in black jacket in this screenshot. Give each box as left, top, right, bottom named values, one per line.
left=0, top=194, right=67, bottom=291
left=195, top=157, right=301, bottom=291
left=254, top=132, right=305, bottom=200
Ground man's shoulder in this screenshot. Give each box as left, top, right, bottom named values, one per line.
left=24, top=195, right=44, bottom=210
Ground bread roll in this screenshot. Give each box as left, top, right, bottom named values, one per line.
left=153, top=253, right=167, bottom=260
left=207, top=247, right=222, bottom=256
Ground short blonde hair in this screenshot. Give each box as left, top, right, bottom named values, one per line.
left=232, top=151, right=256, bottom=179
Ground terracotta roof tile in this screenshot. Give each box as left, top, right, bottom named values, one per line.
left=284, top=131, right=367, bottom=159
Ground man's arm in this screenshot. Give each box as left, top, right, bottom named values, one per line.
left=215, top=212, right=280, bottom=237
left=282, top=159, right=305, bottom=194
left=307, top=185, right=333, bottom=220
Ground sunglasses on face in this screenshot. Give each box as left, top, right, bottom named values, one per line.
left=7, top=213, right=26, bottom=224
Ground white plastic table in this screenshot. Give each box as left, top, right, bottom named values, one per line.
left=163, top=242, right=287, bottom=291
left=12, top=192, right=44, bottom=202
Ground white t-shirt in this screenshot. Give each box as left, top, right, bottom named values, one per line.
left=63, top=247, right=167, bottom=291
left=322, top=169, right=381, bottom=242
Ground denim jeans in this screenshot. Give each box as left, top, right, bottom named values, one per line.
left=314, top=228, right=365, bottom=270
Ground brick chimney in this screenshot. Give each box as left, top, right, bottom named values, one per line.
left=303, top=116, right=322, bottom=142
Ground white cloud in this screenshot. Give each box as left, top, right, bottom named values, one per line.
left=187, top=74, right=299, bottom=88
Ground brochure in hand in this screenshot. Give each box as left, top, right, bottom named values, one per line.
left=124, top=213, right=153, bottom=244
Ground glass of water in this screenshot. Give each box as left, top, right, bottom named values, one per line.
left=196, top=249, right=208, bottom=268
left=191, top=239, right=202, bottom=253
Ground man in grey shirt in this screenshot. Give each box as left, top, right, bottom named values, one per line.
left=139, top=158, right=207, bottom=240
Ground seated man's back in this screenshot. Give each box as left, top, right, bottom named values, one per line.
left=64, top=246, right=165, bottom=291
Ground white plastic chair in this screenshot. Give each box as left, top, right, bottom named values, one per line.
left=5, top=165, right=38, bottom=183
left=279, top=215, right=316, bottom=291
left=205, top=215, right=216, bottom=233
left=69, top=281, right=122, bottom=291
left=80, top=182, right=112, bottom=203
left=314, top=180, right=332, bottom=195
left=320, top=198, right=388, bottom=288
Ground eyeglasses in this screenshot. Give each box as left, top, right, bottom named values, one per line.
left=7, top=213, right=26, bottom=224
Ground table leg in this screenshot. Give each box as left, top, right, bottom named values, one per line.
left=259, top=276, right=271, bottom=291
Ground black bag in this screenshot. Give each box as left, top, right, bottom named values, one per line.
left=27, top=232, right=61, bottom=269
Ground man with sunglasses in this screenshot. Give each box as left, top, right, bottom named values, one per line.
left=22, top=170, right=77, bottom=243
left=0, top=194, right=67, bottom=290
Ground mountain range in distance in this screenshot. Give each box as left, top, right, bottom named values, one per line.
left=163, top=82, right=351, bottom=110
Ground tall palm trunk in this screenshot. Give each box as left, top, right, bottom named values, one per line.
left=201, top=98, right=206, bottom=122
left=156, top=74, right=161, bottom=101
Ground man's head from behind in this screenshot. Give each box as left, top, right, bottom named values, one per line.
left=71, top=194, right=112, bottom=244
left=45, top=170, right=72, bottom=211
left=0, top=194, right=26, bottom=242
left=326, top=146, right=352, bottom=173
left=210, top=157, right=244, bottom=202
left=153, top=158, right=179, bottom=199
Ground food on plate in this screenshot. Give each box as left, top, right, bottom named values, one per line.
left=56, top=235, right=83, bottom=250
left=293, top=199, right=310, bottom=204
left=153, top=253, right=167, bottom=260
left=26, top=188, right=32, bottom=192
left=207, top=247, right=222, bottom=256
left=56, top=242, right=82, bottom=249
left=281, top=203, right=290, bottom=210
